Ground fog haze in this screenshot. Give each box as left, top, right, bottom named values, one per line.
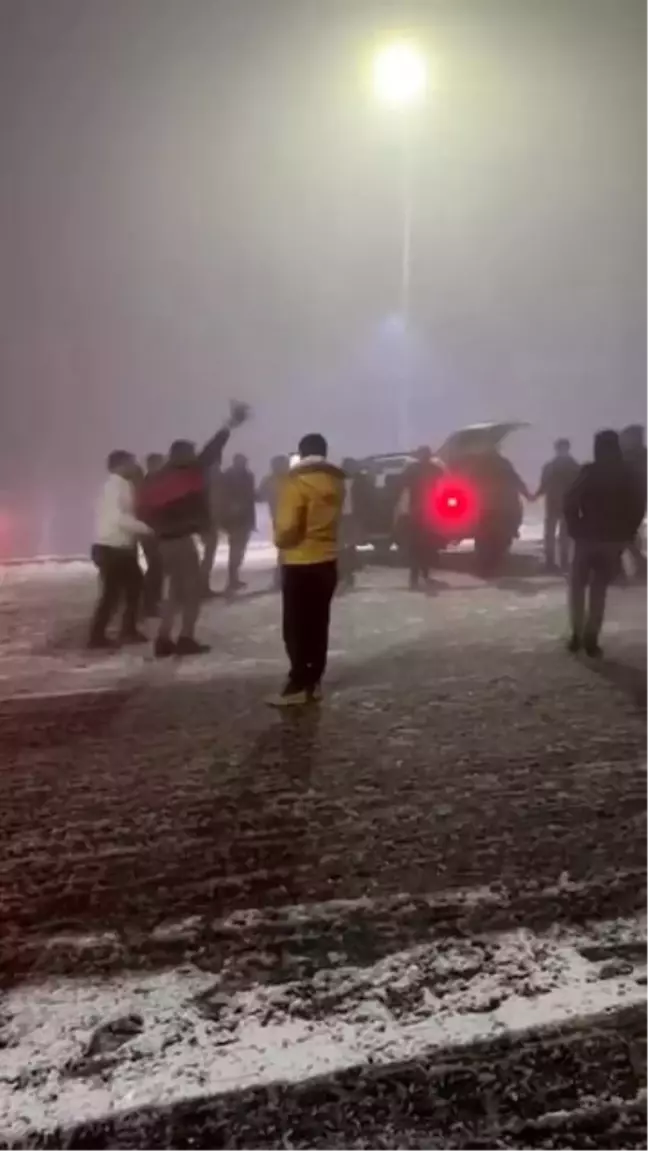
left=0, top=0, right=645, bottom=548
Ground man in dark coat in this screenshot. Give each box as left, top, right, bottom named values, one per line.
left=536, top=438, right=580, bottom=572
left=397, top=447, right=444, bottom=589
left=564, top=429, right=645, bottom=656
left=220, top=453, right=256, bottom=592
left=138, top=401, right=249, bottom=656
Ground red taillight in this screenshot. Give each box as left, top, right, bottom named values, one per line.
left=424, top=474, right=481, bottom=535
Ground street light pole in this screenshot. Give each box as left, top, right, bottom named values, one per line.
left=399, top=122, right=413, bottom=324
left=398, top=122, right=414, bottom=450
left=370, top=39, right=427, bottom=451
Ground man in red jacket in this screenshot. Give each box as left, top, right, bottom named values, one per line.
left=138, top=401, right=250, bottom=657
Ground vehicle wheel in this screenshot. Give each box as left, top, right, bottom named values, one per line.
left=373, top=541, right=394, bottom=566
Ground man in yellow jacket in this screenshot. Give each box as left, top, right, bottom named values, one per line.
left=268, top=433, right=345, bottom=706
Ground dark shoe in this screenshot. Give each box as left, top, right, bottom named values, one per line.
left=154, top=637, right=176, bottom=658
left=175, top=636, right=211, bottom=656
left=566, top=634, right=581, bottom=654
left=121, top=630, right=148, bottom=645
left=583, top=636, right=603, bottom=658
left=87, top=635, right=119, bottom=651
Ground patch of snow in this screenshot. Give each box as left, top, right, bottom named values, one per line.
left=1, top=914, right=645, bottom=1141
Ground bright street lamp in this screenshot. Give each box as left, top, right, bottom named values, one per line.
left=370, top=39, right=428, bottom=449
left=371, top=41, right=427, bottom=109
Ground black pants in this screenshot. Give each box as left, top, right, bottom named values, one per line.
left=544, top=509, right=570, bottom=571
left=90, top=544, right=142, bottom=641
left=227, top=527, right=251, bottom=588
left=409, top=523, right=435, bottom=586
left=569, top=540, right=622, bottom=640
left=282, top=561, right=337, bottom=692
left=141, top=537, right=163, bottom=615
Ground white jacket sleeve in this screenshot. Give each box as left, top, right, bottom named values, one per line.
left=115, top=478, right=151, bottom=537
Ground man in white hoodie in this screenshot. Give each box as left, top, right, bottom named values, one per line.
left=88, top=450, right=152, bottom=649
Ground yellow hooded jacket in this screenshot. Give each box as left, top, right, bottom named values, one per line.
left=274, top=456, right=345, bottom=565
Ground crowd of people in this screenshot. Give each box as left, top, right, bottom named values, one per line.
left=88, top=407, right=646, bottom=706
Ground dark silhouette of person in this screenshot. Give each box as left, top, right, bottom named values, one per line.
left=564, top=429, right=645, bottom=656
left=536, top=438, right=580, bottom=572
left=220, top=453, right=256, bottom=593
left=397, top=447, right=443, bottom=589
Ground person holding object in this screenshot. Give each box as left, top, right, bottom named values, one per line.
left=267, top=433, right=344, bottom=707
left=138, top=400, right=250, bottom=657
left=88, top=450, right=151, bottom=649
left=564, top=429, right=644, bottom=657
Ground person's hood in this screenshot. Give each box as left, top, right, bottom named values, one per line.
left=291, top=455, right=345, bottom=478
left=593, top=431, right=623, bottom=466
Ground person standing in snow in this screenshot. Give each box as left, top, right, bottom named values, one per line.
left=267, top=433, right=344, bottom=706
left=535, top=438, right=580, bottom=572
left=88, top=450, right=152, bottom=649
left=220, top=453, right=257, bottom=593
left=137, top=400, right=250, bottom=657
left=564, top=429, right=644, bottom=656
left=396, top=447, right=444, bottom=589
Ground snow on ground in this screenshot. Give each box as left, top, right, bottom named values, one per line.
left=1, top=910, right=645, bottom=1140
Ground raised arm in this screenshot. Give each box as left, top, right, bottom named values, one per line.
left=197, top=400, right=251, bottom=469
left=197, top=426, right=231, bottom=470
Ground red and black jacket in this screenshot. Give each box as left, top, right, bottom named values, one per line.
left=137, top=427, right=230, bottom=540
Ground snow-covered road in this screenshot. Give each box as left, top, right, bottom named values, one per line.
left=0, top=565, right=645, bottom=1147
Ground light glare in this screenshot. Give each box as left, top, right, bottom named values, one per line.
left=372, top=41, right=427, bottom=108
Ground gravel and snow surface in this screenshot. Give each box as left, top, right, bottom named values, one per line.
left=0, top=553, right=645, bottom=1148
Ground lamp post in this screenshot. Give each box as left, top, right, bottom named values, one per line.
left=371, top=40, right=427, bottom=449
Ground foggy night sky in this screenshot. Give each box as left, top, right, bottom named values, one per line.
left=0, top=0, right=645, bottom=519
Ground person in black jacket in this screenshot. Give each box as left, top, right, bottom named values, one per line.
left=536, top=438, right=580, bottom=572
left=564, top=429, right=645, bottom=656
left=138, top=401, right=250, bottom=657
left=220, top=453, right=256, bottom=592
left=397, top=447, right=444, bottom=589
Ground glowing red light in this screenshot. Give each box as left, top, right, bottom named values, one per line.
left=424, top=473, right=481, bottom=536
